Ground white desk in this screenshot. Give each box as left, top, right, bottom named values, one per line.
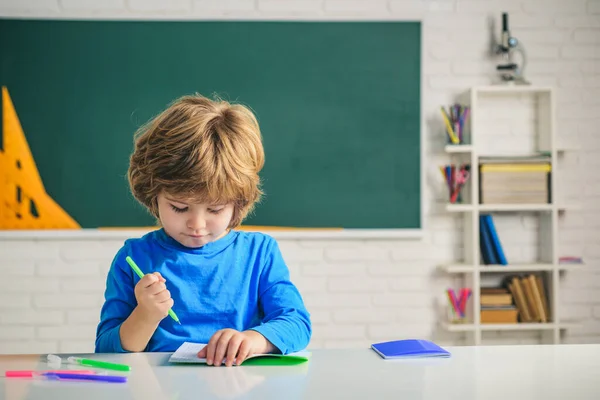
left=1, top=345, right=599, bottom=399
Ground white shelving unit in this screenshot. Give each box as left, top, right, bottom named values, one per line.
left=440, top=85, right=579, bottom=345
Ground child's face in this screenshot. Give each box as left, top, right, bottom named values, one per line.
left=156, top=192, right=235, bottom=248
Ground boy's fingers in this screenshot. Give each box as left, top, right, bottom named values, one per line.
left=153, top=272, right=166, bottom=282
left=213, top=330, right=235, bottom=367
left=159, top=298, right=174, bottom=309
left=236, top=340, right=252, bottom=366
left=197, top=346, right=207, bottom=358
left=140, top=274, right=159, bottom=287
left=147, top=281, right=167, bottom=295
left=225, top=335, right=243, bottom=367
left=154, top=289, right=171, bottom=303
left=205, top=330, right=224, bottom=365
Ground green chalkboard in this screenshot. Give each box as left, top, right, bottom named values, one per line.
left=0, top=19, right=421, bottom=229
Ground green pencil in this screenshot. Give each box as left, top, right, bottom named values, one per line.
left=125, top=256, right=181, bottom=325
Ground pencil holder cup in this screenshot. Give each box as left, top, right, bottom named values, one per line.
left=447, top=306, right=468, bottom=324
left=440, top=164, right=471, bottom=205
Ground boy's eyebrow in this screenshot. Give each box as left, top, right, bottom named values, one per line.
left=165, top=197, right=226, bottom=207
left=165, top=196, right=189, bottom=205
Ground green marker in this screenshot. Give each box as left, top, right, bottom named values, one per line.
left=125, top=256, right=181, bottom=325
left=67, top=356, right=131, bottom=372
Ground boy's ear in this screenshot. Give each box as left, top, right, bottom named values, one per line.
left=228, top=205, right=244, bottom=229
left=149, top=198, right=160, bottom=218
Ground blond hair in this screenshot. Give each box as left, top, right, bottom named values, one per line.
left=128, top=93, right=264, bottom=228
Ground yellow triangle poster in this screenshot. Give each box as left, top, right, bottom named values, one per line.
left=0, top=87, right=80, bottom=229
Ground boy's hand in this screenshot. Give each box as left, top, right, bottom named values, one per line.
left=197, top=329, right=275, bottom=367
left=133, top=272, right=174, bottom=324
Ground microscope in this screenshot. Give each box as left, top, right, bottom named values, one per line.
left=495, top=12, right=529, bottom=85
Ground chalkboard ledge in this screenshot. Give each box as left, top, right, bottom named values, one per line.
left=0, top=229, right=423, bottom=241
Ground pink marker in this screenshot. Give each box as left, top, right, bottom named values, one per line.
left=5, top=370, right=96, bottom=378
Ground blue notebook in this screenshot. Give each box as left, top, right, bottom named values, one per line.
left=371, top=339, right=450, bottom=359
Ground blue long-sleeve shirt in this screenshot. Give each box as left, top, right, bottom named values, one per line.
left=95, top=228, right=311, bottom=354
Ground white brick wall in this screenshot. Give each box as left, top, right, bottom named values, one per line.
left=0, top=0, right=599, bottom=354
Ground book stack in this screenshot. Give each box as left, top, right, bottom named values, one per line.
left=505, top=274, right=550, bottom=323
left=480, top=287, right=518, bottom=324
left=479, top=155, right=551, bottom=204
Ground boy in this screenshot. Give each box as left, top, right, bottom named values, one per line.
left=95, top=94, right=311, bottom=367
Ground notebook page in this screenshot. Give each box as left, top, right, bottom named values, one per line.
left=169, top=342, right=208, bottom=363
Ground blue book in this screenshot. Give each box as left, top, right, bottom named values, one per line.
left=483, top=214, right=507, bottom=265
left=479, top=217, right=491, bottom=265
left=371, top=339, right=450, bottom=359
left=480, top=215, right=498, bottom=264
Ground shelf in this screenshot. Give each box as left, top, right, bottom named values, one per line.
left=440, top=263, right=582, bottom=273
left=446, top=204, right=553, bottom=212
left=481, top=323, right=558, bottom=331
left=479, top=204, right=553, bottom=212
left=441, top=264, right=479, bottom=273
left=480, top=264, right=554, bottom=272
left=440, top=264, right=554, bottom=273
left=443, top=323, right=476, bottom=332
left=445, top=144, right=472, bottom=154
left=473, top=85, right=553, bottom=95
left=446, top=204, right=475, bottom=212
left=443, top=322, right=573, bottom=332
left=481, top=264, right=584, bottom=272
left=444, top=145, right=578, bottom=154
left=446, top=204, right=578, bottom=212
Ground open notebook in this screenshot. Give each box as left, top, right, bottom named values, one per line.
left=169, top=342, right=311, bottom=366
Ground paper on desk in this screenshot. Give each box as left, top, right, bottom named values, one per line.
left=169, top=342, right=209, bottom=363
left=169, top=342, right=310, bottom=365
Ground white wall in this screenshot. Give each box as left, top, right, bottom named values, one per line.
left=1, top=0, right=599, bottom=354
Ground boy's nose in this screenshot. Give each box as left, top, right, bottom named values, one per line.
left=188, top=215, right=207, bottom=231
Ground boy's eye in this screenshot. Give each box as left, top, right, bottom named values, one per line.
left=170, top=204, right=188, bottom=213
left=208, top=208, right=224, bottom=215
